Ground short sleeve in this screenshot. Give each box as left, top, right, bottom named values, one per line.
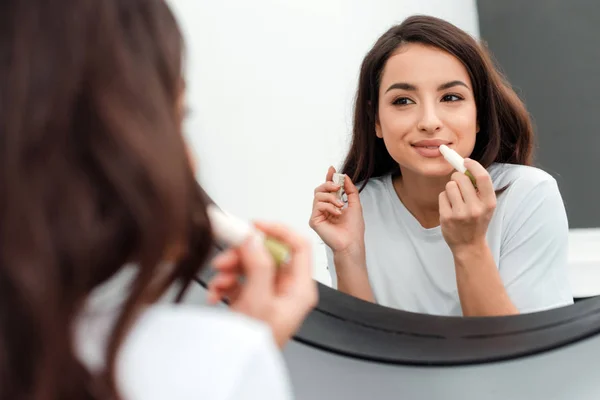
left=115, top=306, right=294, bottom=400
left=499, top=178, right=574, bottom=313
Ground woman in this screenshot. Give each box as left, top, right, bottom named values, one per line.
left=0, top=1, right=316, bottom=399
left=310, top=15, right=573, bottom=317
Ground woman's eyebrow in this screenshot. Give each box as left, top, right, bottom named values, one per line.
left=385, top=80, right=469, bottom=94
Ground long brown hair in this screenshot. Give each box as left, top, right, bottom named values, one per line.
left=0, top=1, right=213, bottom=399
left=341, top=15, right=535, bottom=189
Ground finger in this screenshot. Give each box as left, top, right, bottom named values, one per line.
left=438, top=191, right=452, bottom=218
left=315, top=192, right=345, bottom=208
left=237, top=234, right=276, bottom=300
left=208, top=279, right=242, bottom=304
left=209, top=272, right=240, bottom=292
left=214, top=260, right=243, bottom=274
left=222, top=285, right=242, bottom=304
left=464, top=158, right=495, bottom=202
left=253, top=221, right=310, bottom=254
left=211, top=249, right=240, bottom=271
left=207, top=291, right=221, bottom=304
left=315, top=201, right=343, bottom=216
left=444, top=181, right=465, bottom=210
left=252, top=221, right=312, bottom=280
left=207, top=273, right=240, bottom=304
left=326, top=166, right=336, bottom=182
left=342, top=175, right=361, bottom=207
left=313, top=181, right=341, bottom=196
left=451, top=172, right=478, bottom=205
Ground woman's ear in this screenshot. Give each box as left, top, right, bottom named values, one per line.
left=375, top=112, right=384, bottom=138
left=369, top=99, right=383, bottom=138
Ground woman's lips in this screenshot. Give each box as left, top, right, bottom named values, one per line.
left=410, top=139, right=453, bottom=158
left=411, top=144, right=442, bottom=158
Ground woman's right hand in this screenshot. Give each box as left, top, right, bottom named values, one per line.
left=309, top=166, right=365, bottom=254
left=207, top=222, right=318, bottom=349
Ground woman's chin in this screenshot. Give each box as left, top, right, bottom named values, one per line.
left=406, top=162, right=455, bottom=179
left=396, top=155, right=456, bottom=179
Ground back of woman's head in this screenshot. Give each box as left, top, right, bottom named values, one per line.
left=0, top=1, right=212, bottom=399
left=342, top=15, right=534, bottom=188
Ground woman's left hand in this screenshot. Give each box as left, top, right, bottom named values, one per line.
left=439, top=158, right=496, bottom=251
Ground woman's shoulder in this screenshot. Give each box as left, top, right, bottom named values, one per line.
left=119, top=304, right=275, bottom=365
left=127, top=304, right=271, bottom=343
left=115, top=305, right=290, bottom=400
left=488, top=163, right=565, bottom=216
left=488, top=163, right=558, bottom=191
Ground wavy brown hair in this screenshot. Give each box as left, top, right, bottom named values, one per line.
left=341, top=15, right=535, bottom=189
left=0, top=1, right=213, bottom=399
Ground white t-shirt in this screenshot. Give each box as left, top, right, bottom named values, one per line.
left=327, top=163, right=574, bottom=316
left=75, top=270, right=293, bottom=400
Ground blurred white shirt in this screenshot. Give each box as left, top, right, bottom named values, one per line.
left=75, top=268, right=293, bottom=400
left=327, top=163, right=574, bottom=315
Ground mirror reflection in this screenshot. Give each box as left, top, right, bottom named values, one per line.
left=174, top=1, right=598, bottom=319
left=309, top=15, right=574, bottom=317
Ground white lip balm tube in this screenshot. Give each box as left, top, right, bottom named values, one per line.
left=332, top=173, right=346, bottom=201
left=206, top=204, right=291, bottom=266
left=439, top=144, right=477, bottom=187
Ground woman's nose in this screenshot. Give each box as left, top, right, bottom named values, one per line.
left=416, top=105, right=443, bottom=134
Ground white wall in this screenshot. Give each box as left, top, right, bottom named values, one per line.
left=567, top=229, right=600, bottom=298
left=168, top=0, right=480, bottom=285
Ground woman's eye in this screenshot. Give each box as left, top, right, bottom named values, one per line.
left=442, top=94, right=463, bottom=102
left=393, top=97, right=415, bottom=106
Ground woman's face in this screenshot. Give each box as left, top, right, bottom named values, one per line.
left=376, top=43, right=478, bottom=178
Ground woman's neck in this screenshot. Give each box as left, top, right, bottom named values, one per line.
left=392, top=168, right=451, bottom=229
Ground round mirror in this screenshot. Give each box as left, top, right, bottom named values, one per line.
left=170, top=1, right=600, bottom=398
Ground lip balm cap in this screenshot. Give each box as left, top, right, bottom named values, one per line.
left=332, top=173, right=346, bottom=201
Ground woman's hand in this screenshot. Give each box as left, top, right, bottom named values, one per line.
left=439, top=158, right=496, bottom=251
left=207, top=222, right=318, bottom=349
left=308, top=166, right=365, bottom=255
